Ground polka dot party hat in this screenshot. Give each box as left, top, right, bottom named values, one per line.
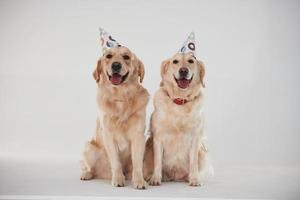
left=99, top=27, right=120, bottom=54
left=178, top=32, right=196, bottom=56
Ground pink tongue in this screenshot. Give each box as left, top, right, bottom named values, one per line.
left=177, top=79, right=189, bottom=89
left=111, top=74, right=122, bottom=85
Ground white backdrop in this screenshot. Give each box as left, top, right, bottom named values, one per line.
left=1, top=0, right=300, bottom=168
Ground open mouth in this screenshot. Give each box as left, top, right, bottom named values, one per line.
left=107, top=71, right=129, bottom=85
left=174, top=75, right=193, bottom=89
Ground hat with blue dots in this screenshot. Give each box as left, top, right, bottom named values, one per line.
left=178, top=32, right=196, bottom=56
left=99, top=28, right=120, bottom=54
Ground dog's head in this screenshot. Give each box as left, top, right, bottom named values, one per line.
left=93, top=46, right=144, bottom=86
left=160, top=53, right=205, bottom=91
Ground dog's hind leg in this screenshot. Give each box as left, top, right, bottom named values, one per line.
left=80, top=139, right=101, bottom=180
left=80, top=137, right=112, bottom=180
left=197, top=143, right=214, bottom=183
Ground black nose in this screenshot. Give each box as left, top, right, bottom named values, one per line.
left=179, top=67, right=189, bottom=77
left=111, top=62, right=122, bottom=73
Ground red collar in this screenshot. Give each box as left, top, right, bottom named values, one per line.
left=164, top=90, right=189, bottom=105
left=173, top=98, right=188, bottom=105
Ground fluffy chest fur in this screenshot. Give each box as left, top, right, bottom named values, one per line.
left=97, top=86, right=149, bottom=129
left=96, top=86, right=149, bottom=151
left=152, top=89, right=204, bottom=136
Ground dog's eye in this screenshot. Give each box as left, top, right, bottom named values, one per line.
left=123, top=55, right=130, bottom=60
left=173, top=60, right=179, bottom=64
left=188, top=59, right=194, bottom=64
left=106, top=54, right=113, bottom=59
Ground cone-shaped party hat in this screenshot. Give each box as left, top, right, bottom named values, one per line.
left=99, top=27, right=120, bottom=54
left=178, top=32, right=196, bottom=56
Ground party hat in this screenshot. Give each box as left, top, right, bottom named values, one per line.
left=178, top=32, right=196, bottom=56
left=99, top=28, right=120, bottom=53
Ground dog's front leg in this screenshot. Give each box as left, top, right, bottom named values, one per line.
left=149, top=136, right=163, bottom=185
left=189, top=134, right=201, bottom=186
left=102, top=131, right=125, bottom=187
left=131, top=133, right=148, bottom=189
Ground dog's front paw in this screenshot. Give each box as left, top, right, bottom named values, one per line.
left=112, top=173, right=125, bottom=187
left=149, top=174, right=162, bottom=186
left=80, top=171, right=94, bottom=180
left=132, top=177, right=148, bottom=189
left=189, top=176, right=202, bottom=186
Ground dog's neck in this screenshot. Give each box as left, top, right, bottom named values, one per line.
left=100, top=83, right=141, bottom=102
left=97, top=83, right=149, bottom=123
left=163, top=87, right=202, bottom=106
left=162, top=83, right=202, bottom=105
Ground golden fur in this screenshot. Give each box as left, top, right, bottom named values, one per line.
left=144, top=53, right=213, bottom=186
left=80, top=46, right=149, bottom=189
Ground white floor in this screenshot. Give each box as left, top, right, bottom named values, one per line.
left=0, top=158, right=300, bottom=200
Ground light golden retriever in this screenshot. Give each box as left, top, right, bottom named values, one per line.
left=80, top=46, right=149, bottom=189
left=143, top=53, right=213, bottom=186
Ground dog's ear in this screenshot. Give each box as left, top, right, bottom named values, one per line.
left=133, top=55, right=145, bottom=83
left=93, top=58, right=102, bottom=83
left=160, top=59, right=169, bottom=86
left=137, top=59, right=145, bottom=83
left=197, top=60, right=206, bottom=88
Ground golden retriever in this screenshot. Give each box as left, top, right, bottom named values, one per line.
left=80, top=46, right=149, bottom=189
left=143, top=53, right=213, bottom=186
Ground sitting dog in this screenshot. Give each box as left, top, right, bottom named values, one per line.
left=144, top=33, right=213, bottom=186
left=80, top=28, right=149, bottom=189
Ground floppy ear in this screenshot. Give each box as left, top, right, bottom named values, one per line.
left=160, top=59, right=169, bottom=78
left=197, top=60, right=206, bottom=88
left=160, top=59, right=169, bottom=86
left=137, top=59, right=145, bottom=83
left=93, top=59, right=102, bottom=83
left=133, top=55, right=145, bottom=83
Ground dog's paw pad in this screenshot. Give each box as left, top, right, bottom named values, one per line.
left=80, top=171, right=93, bottom=180
left=112, top=174, right=125, bottom=187
left=148, top=175, right=162, bottom=186
left=188, top=178, right=202, bottom=186
left=133, top=178, right=148, bottom=190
